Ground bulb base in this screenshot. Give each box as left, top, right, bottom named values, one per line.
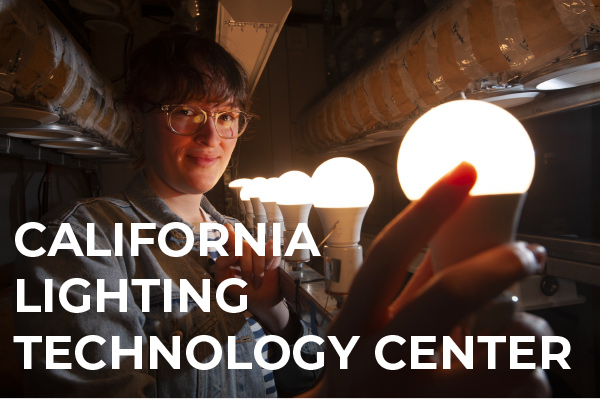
left=316, top=206, right=368, bottom=247
left=278, top=203, right=312, bottom=228
left=429, top=193, right=527, bottom=272
left=429, top=193, right=527, bottom=335
left=250, top=197, right=267, bottom=218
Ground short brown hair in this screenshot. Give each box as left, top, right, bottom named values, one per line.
left=123, top=26, right=250, bottom=167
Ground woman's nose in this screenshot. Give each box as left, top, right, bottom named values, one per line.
left=193, top=116, right=221, bottom=147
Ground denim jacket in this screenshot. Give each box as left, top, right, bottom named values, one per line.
left=13, top=172, right=320, bottom=397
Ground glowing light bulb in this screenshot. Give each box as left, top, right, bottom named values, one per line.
left=312, top=157, right=375, bottom=296
left=276, top=171, right=314, bottom=205
left=246, top=177, right=268, bottom=239
left=312, top=157, right=375, bottom=208
left=397, top=99, right=536, bottom=326
left=229, top=178, right=251, bottom=189
left=397, top=99, right=535, bottom=199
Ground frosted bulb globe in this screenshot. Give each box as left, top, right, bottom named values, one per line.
left=245, top=177, right=267, bottom=199
left=240, top=185, right=251, bottom=201
left=397, top=100, right=535, bottom=200
left=259, top=178, right=280, bottom=203
left=276, top=171, right=313, bottom=205
left=312, top=157, right=374, bottom=208
left=229, top=178, right=251, bottom=189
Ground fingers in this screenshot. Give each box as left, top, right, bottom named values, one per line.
left=389, top=252, right=434, bottom=315
left=431, top=313, right=553, bottom=397
left=383, top=241, right=545, bottom=339
left=336, top=162, right=477, bottom=335
left=234, top=239, right=280, bottom=290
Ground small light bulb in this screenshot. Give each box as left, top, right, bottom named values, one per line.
left=229, top=178, right=251, bottom=189
left=312, top=157, right=374, bottom=208
left=397, top=99, right=535, bottom=200
left=245, top=177, right=267, bottom=199
left=259, top=178, right=280, bottom=203
left=276, top=171, right=313, bottom=205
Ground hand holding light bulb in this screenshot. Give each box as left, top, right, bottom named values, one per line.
left=397, top=99, right=536, bottom=333
left=309, top=163, right=552, bottom=398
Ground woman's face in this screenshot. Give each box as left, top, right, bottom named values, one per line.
left=140, top=101, right=238, bottom=198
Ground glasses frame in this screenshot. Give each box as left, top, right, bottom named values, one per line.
left=156, top=104, right=252, bottom=139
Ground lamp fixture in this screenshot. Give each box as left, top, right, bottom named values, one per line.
left=312, top=157, right=374, bottom=297
left=521, top=50, right=600, bottom=91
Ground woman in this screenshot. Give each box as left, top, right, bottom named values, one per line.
left=14, top=28, right=552, bottom=397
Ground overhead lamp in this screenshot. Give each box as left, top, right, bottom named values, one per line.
left=466, top=83, right=544, bottom=109
left=229, top=178, right=251, bottom=223
left=397, top=99, right=536, bottom=325
left=521, top=51, right=600, bottom=91
left=258, top=177, right=285, bottom=243
left=312, top=157, right=374, bottom=297
left=246, top=177, right=268, bottom=240
left=216, top=0, right=291, bottom=94
left=275, top=171, right=314, bottom=269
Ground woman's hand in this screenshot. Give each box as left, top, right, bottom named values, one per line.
left=312, top=162, right=553, bottom=397
left=213, top=225, right=300, bottom=340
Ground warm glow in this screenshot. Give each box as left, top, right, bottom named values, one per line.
left=312, top=157, right=374, bottom=208
left=240, top=185, right=251, bottom=201
left=229, top=178, right=251, bottom=188
left=259, top=178, right=280, bottom=203
left=397, top=100, right=535, bottom=200
left=243, top=177, right=267, bottom=199
left=275, top=171, right=313, bottom=205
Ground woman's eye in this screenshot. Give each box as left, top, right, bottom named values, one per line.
left=218, top=113, right=237, bottom=123
left=178, top=109, right=196, bottom=117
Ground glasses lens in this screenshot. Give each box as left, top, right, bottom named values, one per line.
left=215, top=111, right=249, bottom=138
left=169, top=105, right=206, bottom=135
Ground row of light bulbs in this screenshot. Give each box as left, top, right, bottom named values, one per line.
left=229, top=157, right=375, bottom=296
left=228, top=100, right=537, bottom=298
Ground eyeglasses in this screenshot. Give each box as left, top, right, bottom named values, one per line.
left=157, top=104, right=252, bottom=138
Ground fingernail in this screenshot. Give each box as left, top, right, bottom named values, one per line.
left=447, top=161, right=477, bottom=187
left=515, top=241, right=544, bottom=275
left=526, top=242, right=547, bottom=273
